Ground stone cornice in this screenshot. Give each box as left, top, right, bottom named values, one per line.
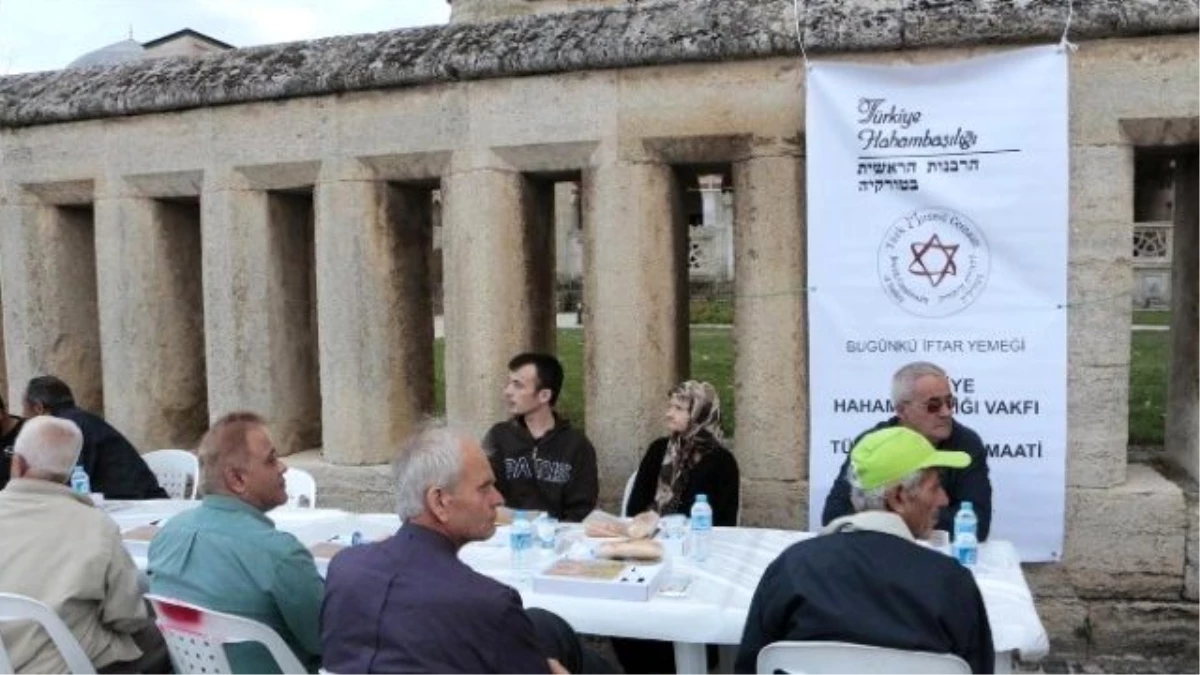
left=0, top=0, right=1195, bottom=128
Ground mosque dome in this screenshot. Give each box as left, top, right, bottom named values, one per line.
left=67, top=39, right=146, bottom=69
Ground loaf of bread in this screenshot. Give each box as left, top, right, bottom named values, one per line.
left=595, top=539, right=664, bottom=562
left=626, top=511, right=660, bottom=540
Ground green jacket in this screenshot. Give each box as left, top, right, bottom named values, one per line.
left=148, top=495, right=324, bottom=673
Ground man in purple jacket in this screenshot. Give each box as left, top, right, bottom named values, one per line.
left=320, top=423, right=609, bottom=674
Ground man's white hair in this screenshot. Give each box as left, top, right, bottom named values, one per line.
left=14, top=416, right=84, bottom=481
left=890, top=361, right=947, bottom=407
left=393, top=422, right=468, bottom=521
left=848, top=464, right=926, bottom=513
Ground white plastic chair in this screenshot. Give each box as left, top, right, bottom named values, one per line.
left=756, top=641, right=972, bottom=674
left=284, top=468, right=317, bottom=508
left=145, top=594, right=307, bottom=675
left=0, top=593, right=96, bottom=674
left=143, top=449, right=200, bottom=499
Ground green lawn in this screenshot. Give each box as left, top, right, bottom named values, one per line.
left=1129, top=330, right=1169, bottom=445
left=1133, top=310, right=1172, bottom=326
left=435, top=327, right=1168, bottom=446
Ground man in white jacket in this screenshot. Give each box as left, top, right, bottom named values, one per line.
left=0, top=416, right=167, bottom=673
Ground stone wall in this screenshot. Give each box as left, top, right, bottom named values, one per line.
left=0, top=0, right=1196, bottom=661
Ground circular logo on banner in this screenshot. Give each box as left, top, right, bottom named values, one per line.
left=877, top=207, right=990, bottom=318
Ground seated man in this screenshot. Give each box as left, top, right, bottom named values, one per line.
left=22, top=375, right=167, bottom=499
left=0, top=394, right=27, bottom=490
left=822, top=361, right=993, bottom=540
left=482, top=353, right=598, bottom=521
left=149, top=411, right=323, bottom=673
left=321, top=423, right=609, bottom=674
left=0, top=416, right=167, bottom=674
left=736, top=426, right=994, bottom=674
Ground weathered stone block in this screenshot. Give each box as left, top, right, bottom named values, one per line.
left=804, top=0, right=902, bottom=52
left=617, top=58, right=802, bottom=146
left=285, top=449, right=398, bottom=513
left=1186, top=486, right=1198, bottom=601
left=1064, top=465, right=1186, bottom=599
left=740, top=478, right=806, bottom=530
left=1032, top=596, right=1091, bottom=657
left=1070, top=145, right=1133, bottom=227
left=1072, top=35, right=1200, bottom=146
left=1087, top=600, right=1200, bottom=657
left=733, top=153, right=807, bottom=482
left=1066, top=363, right=1128, bottom=488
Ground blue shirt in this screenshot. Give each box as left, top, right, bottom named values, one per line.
left=148, top=495, right=324, bottom=673
left=321, top=522, right=550, bottom=674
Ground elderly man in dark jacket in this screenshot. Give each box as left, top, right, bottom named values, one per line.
left=738, top=427, right=994, bottom=674
left=22, top=375, right=166, bottom=499
left=822, top=361, right=993, bottom=540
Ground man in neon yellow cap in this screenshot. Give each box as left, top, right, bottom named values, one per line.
left=822, top=361, right=993, bottom=540
left=736, top=426, right=994, bottom=674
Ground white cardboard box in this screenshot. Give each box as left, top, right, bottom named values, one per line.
left=532, top=558, right=669, bottom=601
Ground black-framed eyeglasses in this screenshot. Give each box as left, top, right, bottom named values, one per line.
left=2, top=446, right=13, bottom=457
left=920, top=395, right=957, bottom=414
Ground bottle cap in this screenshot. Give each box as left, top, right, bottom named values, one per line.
left=695, top=494, right=708, bottom=502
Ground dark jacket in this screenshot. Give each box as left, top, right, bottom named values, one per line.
left=624, top=433, right=739, bottom=526
left=53, top=407, right=167, bottom=500
left=321, top=522, right=551, bottom=674
left=0, top=416, right=26, bottom=490
left=821, top=417, right=992, bottom=540
left=483, top=416, right=598, bottom=522
left=735, top=515, right=994, bottom=674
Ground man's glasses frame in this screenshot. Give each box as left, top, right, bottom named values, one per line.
left=918, top=395, right=957, bottom=414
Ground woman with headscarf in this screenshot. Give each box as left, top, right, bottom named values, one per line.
left=624, top=380, right=740, bottom=526
left=614, top=381, right=740, bottom=674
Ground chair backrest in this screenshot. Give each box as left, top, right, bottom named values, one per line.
left=145, top=594, right=307, bottom=675
left=283, top=468, right=317, bottom=508
left=143, top=449, right=200, bottom=499
left=756, top=641, right=972, bottom=674
left=620, top=471, right=637, bottom=516
left=0, top=593, right=96, bottom=674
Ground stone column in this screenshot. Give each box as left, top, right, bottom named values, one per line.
left=1167, top=149, right=1198, bottom=480
left=315, top=162, right=434, bottom=465
left=201, top=173, right=321, bottom=455
left=441, top=163, right=555, bottom=438
left=0, top=185, right=102, bottom=412
left=94, top=192, right=207, bottom=450
left=731, top=151, right=808, bottom=528
left=582, top=161, right=687, bottom=502
left=1067, top=144, right=1134, bottom=487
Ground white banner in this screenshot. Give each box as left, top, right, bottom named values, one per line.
left=806, top=46, right=1069, bottom=561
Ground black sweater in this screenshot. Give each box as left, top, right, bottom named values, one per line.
left=625, top=434, right=740, bottom=526
left=483, top=416, right=598, bottom=522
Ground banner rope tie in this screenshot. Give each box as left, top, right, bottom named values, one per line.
left=1059, top=0, right=1078, bottom=52
left=791, top=0, right=812, bottom=70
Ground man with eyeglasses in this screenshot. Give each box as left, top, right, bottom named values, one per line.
left=821, top=361, right=992, bottom=540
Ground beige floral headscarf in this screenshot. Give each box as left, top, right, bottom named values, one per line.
left=654, top=381, right=725, bottom=514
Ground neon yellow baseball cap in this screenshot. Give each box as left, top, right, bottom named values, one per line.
left=850, top=426, right=971, bottom=490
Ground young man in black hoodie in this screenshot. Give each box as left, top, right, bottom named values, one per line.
left=482, top=353, right=598, bottom=522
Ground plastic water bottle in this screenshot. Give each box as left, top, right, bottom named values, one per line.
left=69, top=464, right=91, bottom=496
left=510, top=510, right=534, bottom=583
left=953, top=501, right=978, bottom=568
left=689, top=494, right=713, bottom=562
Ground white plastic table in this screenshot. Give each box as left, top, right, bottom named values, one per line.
left=109, top=501, right=1048, bottom=673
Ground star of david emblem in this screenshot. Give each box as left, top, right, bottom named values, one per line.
left=908, top=234, right=959, bottom=287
